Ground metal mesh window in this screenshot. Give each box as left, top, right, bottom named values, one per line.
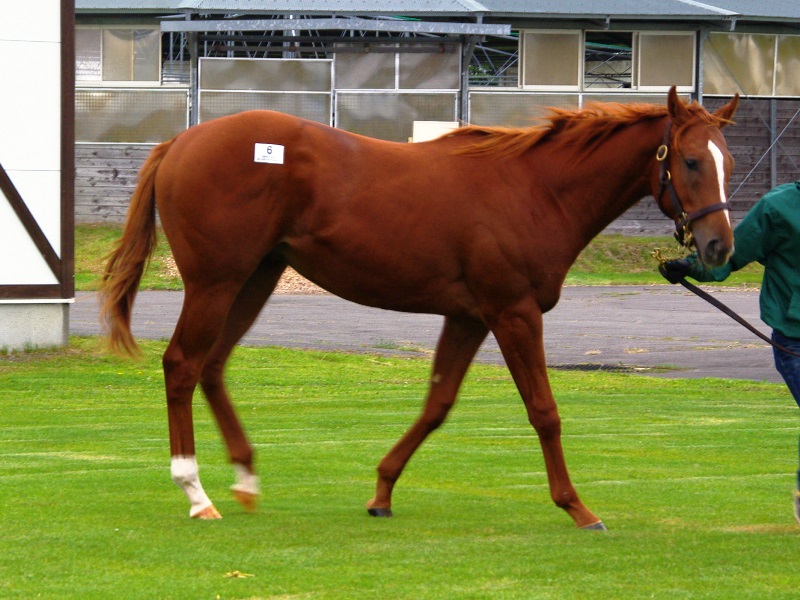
left=198, top=58, right=333, bottom=124
left=75, top=89, right=189, bottom=143
left=468, top=92, right=578, bottom=127
left=336, top=93, right=457, bottom=141
left=200, top=58, right=331, bottom=91
left=335, top=52, right=396, bottom=89
left=199, top=92, right=331, bottom=124
left=398, top=45, right=459, bottom=89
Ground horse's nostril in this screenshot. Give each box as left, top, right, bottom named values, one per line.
left=704, top=238, right=731, bottom=266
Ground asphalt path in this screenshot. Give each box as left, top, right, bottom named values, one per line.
left=71, top=285, right=783, bottom=384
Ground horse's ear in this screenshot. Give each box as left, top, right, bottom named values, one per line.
left=713, top=93, right=739, bottom=127
left=666, top=85, right=690, bottom=124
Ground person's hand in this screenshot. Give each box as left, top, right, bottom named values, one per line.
left=658, top=258, right=691, bottom=284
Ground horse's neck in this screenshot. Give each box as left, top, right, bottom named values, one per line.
left=536, top=117, right=666, bottom=246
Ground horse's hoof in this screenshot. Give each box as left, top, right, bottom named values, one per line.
left=192, top=504, right=222, bottom=520
left=580, top=520, right=607, bottom=531
left=367, top=507, right=393, bottom=518
left=232, top=489, right=258, bottom=513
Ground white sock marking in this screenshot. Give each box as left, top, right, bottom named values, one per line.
left=171, top=455, right=213, bottom=517
left=231, top=463, right=261, bottom=496
left=708, top=140, right=731, bottom=226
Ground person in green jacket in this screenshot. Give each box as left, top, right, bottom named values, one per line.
left=660, top=180, right=800, bottom=525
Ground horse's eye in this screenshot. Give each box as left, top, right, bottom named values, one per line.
left=685, top=158, right=699, bottom=171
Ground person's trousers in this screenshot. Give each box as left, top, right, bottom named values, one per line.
left=772, top=330, right=800, bottom=489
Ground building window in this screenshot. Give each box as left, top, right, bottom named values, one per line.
left=777, top=35, right=800, bottom=97
left=520, top=30, right=695, bottom=92
left=75, top=27, right=160, bottom=83
left=638, top=32, right=695, bottom=89
left=704, top=32, right=800, bottom=97
left=584, top=31, right=633, bottom=89
left=519, top=31, right=581, bottom=89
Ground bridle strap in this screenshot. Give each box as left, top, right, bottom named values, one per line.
left=679, top=202, right=730, bottom=228
left=656, top=121, right=729, bottom=246
left=657, top=123, right=683, bottom=218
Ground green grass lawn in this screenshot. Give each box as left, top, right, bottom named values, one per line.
left=76, top=224, right=765, bottom=290
left=1, top=338, right=798, bottom=598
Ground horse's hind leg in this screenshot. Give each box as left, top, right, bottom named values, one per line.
left=164, top=282, right=245, bottom=519
left=366, top=315, right=488, bottom=517
left=199, top=256, right=287, bottom=513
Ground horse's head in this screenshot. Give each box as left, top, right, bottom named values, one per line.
left=654, top=86, right=739, bottom=267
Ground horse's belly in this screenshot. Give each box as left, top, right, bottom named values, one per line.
left=283, top=243, right=477, bottom=317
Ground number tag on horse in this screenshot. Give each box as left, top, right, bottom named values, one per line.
left=254, top=143, right=285, bottom=165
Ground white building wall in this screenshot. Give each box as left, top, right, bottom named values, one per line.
left=0, top=1, right=69, bottom=350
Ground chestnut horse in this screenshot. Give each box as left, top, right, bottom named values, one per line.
left=101, top=87, right=738, bottom=529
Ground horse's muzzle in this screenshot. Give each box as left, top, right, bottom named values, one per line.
left=699, top=237, right=733, bottom=268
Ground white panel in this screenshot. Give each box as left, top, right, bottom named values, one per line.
left=0, top=40, right=61, bottom=172
left=0, top=1, right=60, bottom=43
left=5, top=170, right=62, bottom=255
left=0, top=193, right=58, bottom=285
left=412, top=121, right=459, bottom=142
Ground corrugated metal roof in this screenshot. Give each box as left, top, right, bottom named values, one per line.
left=483, top=1, right=800, bottom=20
left=483, top=1, right=731, bottom=17
left=75, top=1, right=485, bottom=14
left=74, top=0, right=800, bottom=22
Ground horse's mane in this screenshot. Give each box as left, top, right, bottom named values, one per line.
left=448, top=100, right=727, bottom=159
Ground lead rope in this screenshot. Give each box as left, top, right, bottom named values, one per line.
left=652, top=249, right=800, bottom=358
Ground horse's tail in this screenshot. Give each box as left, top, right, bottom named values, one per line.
left=99, top=138, right=175, bottom=357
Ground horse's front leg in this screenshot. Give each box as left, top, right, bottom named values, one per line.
left=198, top=258, right=288, bottom=513
left=366, top=315, right=488, bottom=516
left=199, top=359, right=259, bottom=512
left=491, top=299, right=605, bottom=530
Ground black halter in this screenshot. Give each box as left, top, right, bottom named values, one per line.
left=656, top=121, right=729, bottom=248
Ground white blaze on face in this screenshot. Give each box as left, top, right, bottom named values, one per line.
left=707, top=140, right=731, bottom=226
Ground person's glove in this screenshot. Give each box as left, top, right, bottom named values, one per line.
left=658, top=258, right=691, bottom=284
